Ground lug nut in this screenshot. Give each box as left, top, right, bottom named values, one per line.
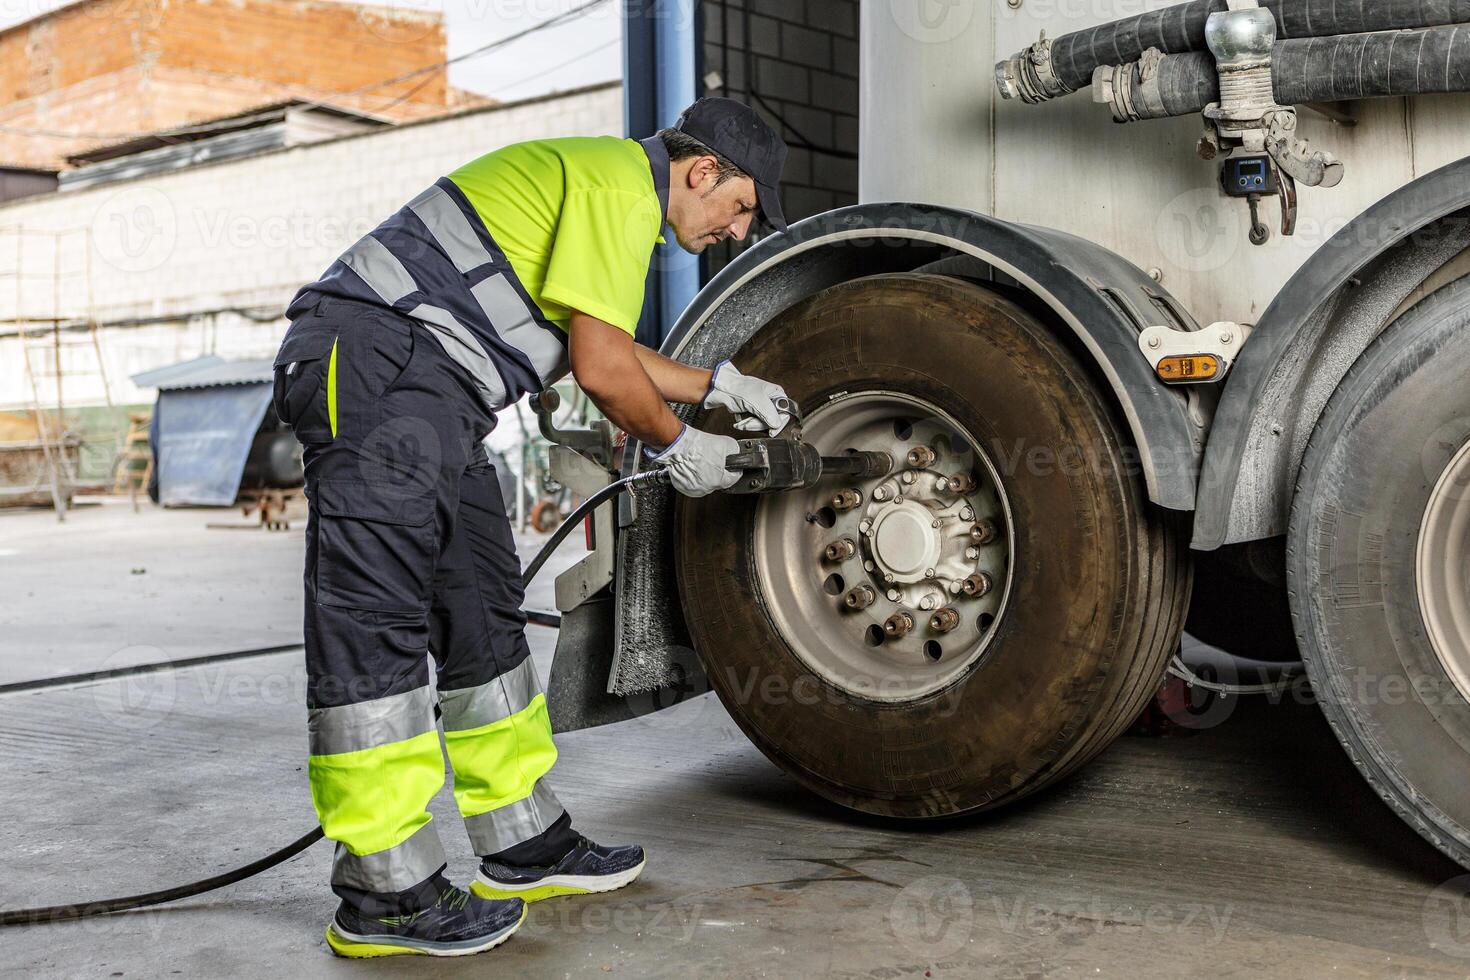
left=946, top=472, right=977, bottom=495
left=824, top=538, right=857, bottom=562
left=961, top=572, right=993, bottom=598
left=906, top=446, right=936, bottom=469
left=831, top=488, right=863, bottom=511
left=844, top=585, right=877, bottom=610
left=970, top=520, right=998, bottom=545
left=883, top=610, right=916, bottom=638
left=929, top=607, right=961, bottom=634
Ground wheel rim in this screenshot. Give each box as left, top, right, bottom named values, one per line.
left=752, top=391, right=1014, bottom=702
left=1418, top=437, right=1470, bottom=704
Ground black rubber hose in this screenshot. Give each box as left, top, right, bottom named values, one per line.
left=0, top=467, right=671, bottom=927
left=1042, top=0, right=1470, bottom=95
left=1141, top=25, right=1470, bottom=117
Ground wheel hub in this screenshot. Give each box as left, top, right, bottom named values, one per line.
left=752, top=391, right=1014, bottom=702
left=1418, top=436, right=1470, bottom=704
left=868, top=500, right=941, bottom=584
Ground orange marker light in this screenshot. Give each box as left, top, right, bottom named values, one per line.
left=1156, top=354, right=1221, bottom=384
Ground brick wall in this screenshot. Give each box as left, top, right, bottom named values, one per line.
left=0, top=0, right=474, bottom=170
left=701, top=0, right=859, bottom=271
left=0, top=82, right=624, bottom=411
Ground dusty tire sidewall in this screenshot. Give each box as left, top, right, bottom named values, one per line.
left=1289, top=281, right=1470, bottom=866
left=677, top=274, right=1154, bottom=817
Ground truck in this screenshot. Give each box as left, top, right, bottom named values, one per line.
left=544, top=0, right=1470, bottom=871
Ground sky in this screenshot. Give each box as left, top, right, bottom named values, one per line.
left=0, top=0, right=624, bottom=103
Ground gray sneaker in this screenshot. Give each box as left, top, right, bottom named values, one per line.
left=325, top=885, right=525, bottom=958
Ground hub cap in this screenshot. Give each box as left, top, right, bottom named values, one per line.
left=1418, top=437, right=1470, bottom=704
left=752, top=391, right=1014, bottom=702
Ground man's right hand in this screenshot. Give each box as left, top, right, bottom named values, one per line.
left=649, top=425, right=740, bottom=497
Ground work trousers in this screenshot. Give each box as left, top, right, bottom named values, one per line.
left=271, top=295, right=569, bottom=911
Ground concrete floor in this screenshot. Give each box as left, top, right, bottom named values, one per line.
left=3, top=500, right=1470, bottom=977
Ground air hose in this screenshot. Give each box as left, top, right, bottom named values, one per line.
left=0, top=467, right=671, bottom=927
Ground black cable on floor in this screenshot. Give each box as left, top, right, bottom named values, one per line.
left=0, top=468, right=669, bottom=927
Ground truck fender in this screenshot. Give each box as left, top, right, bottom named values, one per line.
left=1193, top=155, right=1470, bottom=551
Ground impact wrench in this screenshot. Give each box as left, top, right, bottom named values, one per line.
left=0, top=434, right=892, bottom=926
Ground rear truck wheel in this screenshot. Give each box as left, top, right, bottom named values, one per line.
left=1289, top=276, right=1470, bottom=868
left=675, top=274, right=1192, bottom=818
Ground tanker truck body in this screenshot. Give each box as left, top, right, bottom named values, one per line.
left=546, top=0, right=1470, bottom=870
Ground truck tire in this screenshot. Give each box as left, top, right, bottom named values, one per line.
left=1288, top=276, right=1470, bottom=868
left=676, top=274, right=1192, bottom=818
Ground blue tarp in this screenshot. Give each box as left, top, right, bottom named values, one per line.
left=155, top=383, right=273, bottom=506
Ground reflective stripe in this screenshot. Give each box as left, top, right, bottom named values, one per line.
left=443, top=693, right=558, bottom=830
left=310, top=728, right=447, bottom=887
left=439, top=658, right=540, bottom=733
left=331, top=821, right=447, bottom=894
left=308, top=685, right=436, bottom=757
left=326, top=336, right=339, bottom=438
left=462, top=782, right=565, bottom=856
left=410, top=184, right=566, bottom=384
left=470, top=273, right=569, bottom=385
left=408, top=303, right=509, bottom=409
left=341, top=234, right=417, bottom=304
left=409, top=185, right=493, bottom=275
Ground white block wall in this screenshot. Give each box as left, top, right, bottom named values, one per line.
left=0, top=82, right=624, bottom=412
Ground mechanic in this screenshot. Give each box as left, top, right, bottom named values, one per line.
left=270, top=97, right=793, bottom=958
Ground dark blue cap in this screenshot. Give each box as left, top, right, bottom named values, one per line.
left=675, top=97, right=789, bottom=233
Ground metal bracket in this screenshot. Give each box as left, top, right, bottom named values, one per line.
left=534, top=388, right=616, bottom=471
left=1139, top=322, right=1253, bottom=383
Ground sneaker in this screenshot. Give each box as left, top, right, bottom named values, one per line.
left=471, top=834, right=646, bottom=903
left=325, top=885, right=525, bottom=958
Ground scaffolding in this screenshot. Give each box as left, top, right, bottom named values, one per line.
left=0, top=225, right=114, bottom=519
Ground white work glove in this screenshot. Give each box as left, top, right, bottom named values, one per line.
left=702, top=361, right=795, bottom=435
left=649, top=425, right=740, bottom=498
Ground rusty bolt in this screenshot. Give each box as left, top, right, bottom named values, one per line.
left=961, top=572, right=993, bottom=598
left=906, top=445, right=936, bottom=469
left=824, top=538, right=857, bottom=562
left=970, top=520, right=998, bottom=545
left=946, top=472, right=977, bottom=495
left=883, top=610, right=916, bottom=638
left=929, top=607, right=961, bottom=634
left=831, top=488, right=863, bottom=511
left=843, top=585, right=877, bottom=610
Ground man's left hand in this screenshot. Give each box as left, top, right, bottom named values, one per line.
left=702, top=361, right=795, bottom=435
